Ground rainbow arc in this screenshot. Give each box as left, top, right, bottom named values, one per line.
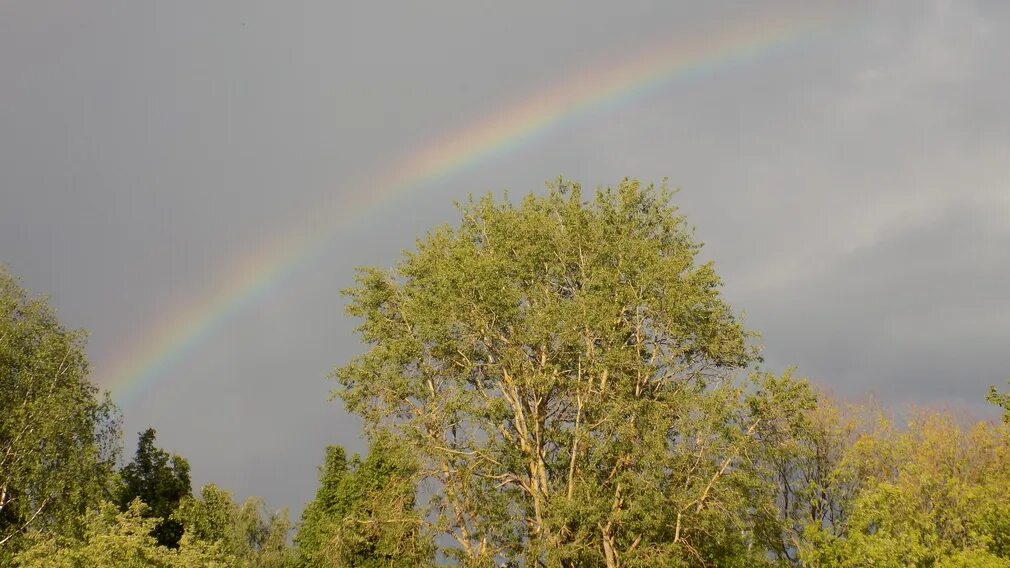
left=101, top=9, right=854, bottom=403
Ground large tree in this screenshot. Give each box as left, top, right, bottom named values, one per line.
left=335, top=180, right=794, bottom=566
left=118, top=428, right=192, bottom=548
left=0, top=266, right=120, bottom=561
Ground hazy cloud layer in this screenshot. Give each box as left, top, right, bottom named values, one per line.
left=2, top=0, right=1007, bottom=514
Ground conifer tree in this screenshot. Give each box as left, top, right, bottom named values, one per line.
left=295, top=436, right=430, bottom=567
left=118, top=428, right=192, bottom=548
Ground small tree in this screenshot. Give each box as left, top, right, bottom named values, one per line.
left=118, top=428, right=192, bottom=548
left=295, top=436, right=430, bottom=567
left=294, top=444, right=347, bottom=563
left=174, top=484, right=292, bottom=568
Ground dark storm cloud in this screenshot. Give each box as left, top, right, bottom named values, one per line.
left=747, top=199, right=1010, bottom=401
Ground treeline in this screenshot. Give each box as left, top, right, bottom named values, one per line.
left=2, top=179, right=1009, bottom=567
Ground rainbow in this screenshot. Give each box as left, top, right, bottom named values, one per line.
left=101, top=8, right=854, bottom=403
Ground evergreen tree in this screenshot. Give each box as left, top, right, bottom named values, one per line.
left=295, top=436, right=431, bottom=567
left=294, top=445, right=348, bottom=562
left=118, top=428, right=192, bottom=548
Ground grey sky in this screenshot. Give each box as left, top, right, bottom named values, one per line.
left=2, top=0, right=1008, bottom=516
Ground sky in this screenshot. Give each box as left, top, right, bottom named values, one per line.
left=2, top=0, right=1008, bottom=517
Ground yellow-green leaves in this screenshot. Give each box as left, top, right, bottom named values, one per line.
left=15, top=501, right=231, bottom=568
left=294, top=438, right=429, bottom=567
left=0, top=266, right=120, bottom=561
left=989, top=380, right=1010, bottom=424
left=335, top=179, right=760, bottom=565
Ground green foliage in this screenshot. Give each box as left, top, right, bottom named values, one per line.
left=14, top=500, right=231, bottom=567
left=989, top=380, right=1010, bottom=424
left=331, top=179, right=1010, bottom=565
left=335, top=180, right=769, bottom=565
left=9, top=179, right=1010, bottom=566
left=118, top=429, right=192, bottom=548
left=0, top=266, right=120, bottom=562
left=751, top=386, right=902, bottom=564
left=0, top=265, right=295, bottom=566
left=294, top=435, right=431, bottom=567
left=294, top=444, right=347, bottom=563
left=798, top=411, right=1010, bottom=567
left=174, top=484, right=292, bottom=568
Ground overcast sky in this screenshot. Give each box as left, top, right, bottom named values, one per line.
left=2, top=0, right=1008, bottom=516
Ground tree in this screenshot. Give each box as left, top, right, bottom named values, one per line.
left=119, top=428, right=192, bottom=548
left=14, top=500, right=231, bottom=568
left=748, top=384, right=901, bottom=564
left=0, top=266, right=120, bottom=562
left=294, top=435, right=431, bottom=567
left=335, top=180, right=783, bottom=566
left=800, top=411, right=1010, bottom=567
left=174, top=484, right=292, bottom=568
left=989, top=380, right=1010, bottom=424
left=294, top=444, right=347, bottom=564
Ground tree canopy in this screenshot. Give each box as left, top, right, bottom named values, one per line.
left=333, top=180, right=1010, bottom=566
left=15, top=501, right=231, bottom=568
left=336, top=180, right=786, bottom=564
left=5, top=178, right=1010, bottom=567
left=0, top=266, right=119, bottom=562
left=295, top=435, right=430, bottom=567
left=174, top=484, right=292, bottom=568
